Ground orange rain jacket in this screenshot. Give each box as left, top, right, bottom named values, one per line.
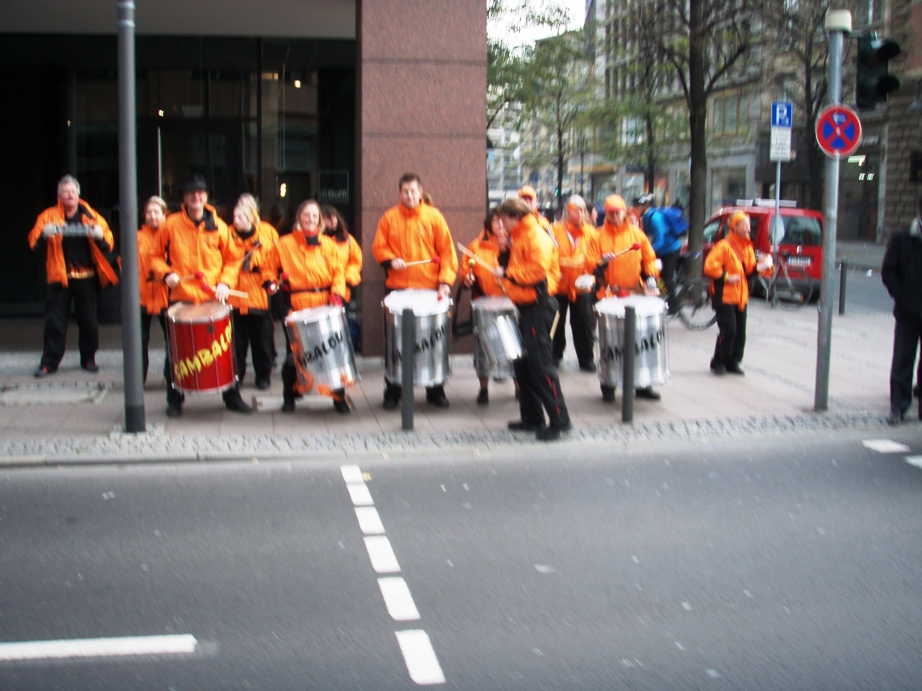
left=228, top=221, right=279, bottom=314
left=703, top=232, right=758, bottom=309
left=551, top=219, right=598, bottom=301
left=326, top=232, right=363, bottom=303
left=588, top=218, right=658, bottom=297
left=460, top=231, right=506, bottom=298
left=498, top=213, right=556, bottom=306
left=137, top=224, right=169, bottom=314
left=371, top=203, right=458, bottom=290
left=150, top=204, right=241, bottom=305
left=28, top=200, right=118, bottom=288
left=265, top=232, right=346, bottom=313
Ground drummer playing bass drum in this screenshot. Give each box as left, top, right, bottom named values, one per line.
left=372, top=172, right=459, bottom=409
left=152, top=174, right=250, bottom=417
left=588, top=194, right=662, bottom=404
left=264, top=199, right=350, bottom=414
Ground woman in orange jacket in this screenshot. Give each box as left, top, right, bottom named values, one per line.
left=320, top=204, right=363, bottom=304
left=703, top=211, right=771, bottom=375
left=229, top=194, right=279, bottom=390
left=460, top=208, right=515, bottom=404
left=265, top=199, right=349, bottom=414
left=137, top=196, right=170, bottom=383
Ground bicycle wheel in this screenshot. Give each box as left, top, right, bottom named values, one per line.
left=771, top=266, right=814, bottom=309
left=675, top=277, right=717, bottom=330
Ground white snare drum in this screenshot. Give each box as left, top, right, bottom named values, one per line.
left=383, top=289, right=451, bottom=387
left=285, top=305, right=358, bottom=393
left=575, top=274, right=595, bottom=294
left=594, top=295, right=669, bottom=389
left=471, top=296, right=522, bottom=378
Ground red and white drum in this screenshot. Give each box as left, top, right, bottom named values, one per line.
left=166, top=301, right=236, bottom=394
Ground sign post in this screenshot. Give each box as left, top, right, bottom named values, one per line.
left=770, top=101, right=793, bottom=251
left=815, top=10, right=854, bottom=411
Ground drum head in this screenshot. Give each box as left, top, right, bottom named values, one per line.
left=471, top=296, right=515, bottom=312
left=595, top=295, right=665, bottom=317
left=286, top=304, right=344, bottom=325
left=383, top=289, right=446, bottom=315
left=168, top=301, right=230, bottom=322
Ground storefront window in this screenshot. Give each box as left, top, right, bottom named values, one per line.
left=710, top=168, right=747, bottom=213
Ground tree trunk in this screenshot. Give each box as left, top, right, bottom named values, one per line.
left=686, top=0, right=708, bottom=279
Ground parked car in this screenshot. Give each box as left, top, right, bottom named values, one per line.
left=680, top=199, right=824, bottom=296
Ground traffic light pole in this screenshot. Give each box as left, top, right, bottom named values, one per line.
left=815, top=10, right=851, bottom=411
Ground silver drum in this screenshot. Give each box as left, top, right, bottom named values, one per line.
left=285, top=305, right=358, bottom=392
left=383, top=289, right=451, bottom=387
left=595, top=295, right=669, bottom=389
left=471, top=296, right=522, bottom=378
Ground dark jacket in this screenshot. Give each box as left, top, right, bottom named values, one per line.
left=881, top=219, right=922, bottom=317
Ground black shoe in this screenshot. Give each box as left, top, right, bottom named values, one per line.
left=383, top=387, right=401, bottom=410
left=166, top=403, right=182, bottom=418
left=536, top=421, right=572, bottom=442
left=711, top=363, right=726, bottom=375
left=725, top=363, right=745, bottom=375
left=601, top=386, right=616, bottom=403
left=476, top=389, right=489, bottom=405
left=887, top=410, right=904, bottom=426
left=224, top=391, right=253, bottom=414
left=281, top=400, right=296, bottom=413
left=508, top=420, right=544, bottom=432
left=256, top=376, right=271, bottom=390
left=333, top=397, right=351, bottom=414
left=579, top=362, right=597, bottom=373
left=81, top=361, right=99, bottom=373
left=635, top=387, right=661, bottom=401
left=426, top=387, right=450, bottom=408
left=34, top=365, right=55, bottom=378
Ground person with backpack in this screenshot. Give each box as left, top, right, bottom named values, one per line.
left=635, top=194, right=688, bottom=316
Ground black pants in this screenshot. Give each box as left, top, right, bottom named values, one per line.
left=514, top=301, right=570, bottom=429
left=232, top=309, right=273, bottom=383
left=40, top=278, right=98, bottom=370
left=140, top=309, right=167, bottom=383
left=712, top=301, right=747, bottom=367
left=552, top=293, right=595, bottom=367
left=659, top=250, right=680, bottom=315
left=889, top=308, right=922, bottom=417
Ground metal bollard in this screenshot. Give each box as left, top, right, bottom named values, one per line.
left=622, top=306, right=635, bottom=424
left=401, top=307, right=415, bottom=430
left=838, top=259, right=847, bottom=315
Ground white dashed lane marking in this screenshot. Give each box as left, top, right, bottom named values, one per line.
left=340, top=464, right=445, bottom=685
left=862, top=439, right=911, bottom=453
left=906, top=456, right=922, bottom=469
left=0, top=635, right=197, bottom=661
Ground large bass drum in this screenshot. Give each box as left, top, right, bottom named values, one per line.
left=471, top=296, right=522, bottom=379
left=285, top=304, right=358, bottom=393
left=383, top=289, right=451, bottom=387
left=595, top=295, right=669, bottom=389
left=166, top=301, right=236, bottom=394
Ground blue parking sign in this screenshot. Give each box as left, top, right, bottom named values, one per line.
left=772, top=101, right=793, bottom=128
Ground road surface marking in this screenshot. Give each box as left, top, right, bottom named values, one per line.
left=378, top=577, right=421, bottom=621
left=355, top=506, right=385, bottom=534
left=862, top=439, right=910, bottom=453
left=347, top=482, right=374, bottom=506
left=395, top=630, right=445, bottom=685
left=905, top=456, right=922, bottom=469
left=341, top=465, right=364, bottom=483
left=0, top=634, right=197, bottom=661
left=364, top=535, right=400, bottom=573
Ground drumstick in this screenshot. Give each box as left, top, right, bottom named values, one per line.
left=178, top=271, right=205, bottom=282
left=403, top=257, right=441, bottom=267
left=609, top=242, right=642, bottom=260
left=456, top=243, right=495, bottom=271
left=549, top=309, right=561, bottom=339
left=199, top=280, right=248, bottom=299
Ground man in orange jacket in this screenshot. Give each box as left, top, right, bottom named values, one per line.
left=589, top=194, right=662, bottom=403
left=494, top=198, right=571, bottom=442
left=150, top=174, right=249, bottom=417
left=28, top=175, right=118, bottom=378
left=372, top=172, right=459, bottom=409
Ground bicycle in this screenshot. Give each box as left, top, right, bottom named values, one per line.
left=756, top=250, right=815, bottom=309
left=667, top=252, right=717, bottom=330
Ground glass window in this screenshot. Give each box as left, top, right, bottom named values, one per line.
left=782, top=216, right=823, bottom=246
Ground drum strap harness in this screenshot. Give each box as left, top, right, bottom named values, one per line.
left=290, top=286, right=331, bottom=294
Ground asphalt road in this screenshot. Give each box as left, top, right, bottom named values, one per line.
left=1, top=429, right=921, bottom=690
left=840, top=267, right=892, bottom=314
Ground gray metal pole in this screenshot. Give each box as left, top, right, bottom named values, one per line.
left=401, top=308, right=415, bottom=430
left=118, top=0, right=145, bottom=432
left=622, top=306, right=635, bottom=423
left=815, top=11, right=850, bottom=411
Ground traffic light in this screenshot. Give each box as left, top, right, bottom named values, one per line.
left=856, top=36, right=901, bottom=110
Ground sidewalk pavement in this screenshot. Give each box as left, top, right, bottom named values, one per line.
left=0, top=294, right=902, bottom=465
